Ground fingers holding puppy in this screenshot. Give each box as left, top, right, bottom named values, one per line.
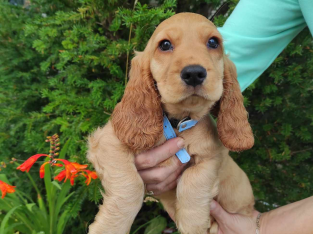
left=135, top=138, right=189, bottom=195
left=138, top=154, right=184, bottom=183
left=145, top=170, right=181, bottom=196
left=135, top=138, right=185, bottom=170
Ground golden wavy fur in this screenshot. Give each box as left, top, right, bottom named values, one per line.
left=87, top=13, right=255, bottom=234
left=111, top=54, right=163, bottom=151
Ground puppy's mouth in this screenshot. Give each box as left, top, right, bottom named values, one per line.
left=191, top=93, right=203, bottom=99
left=176, top=90, right=207, bottom=104
left=186, top=86, right=208, bottom=99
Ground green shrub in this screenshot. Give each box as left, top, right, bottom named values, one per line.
left=0, top=0, right=312, bottom=233
left=238, top=27, right=313, bottom=209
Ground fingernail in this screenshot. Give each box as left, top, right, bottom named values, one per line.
left=177, top=139, right=185, bottom=149
left=210, top=200, right=216, bottom=210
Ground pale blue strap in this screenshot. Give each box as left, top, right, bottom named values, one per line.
left=163, top=115, right=177, bottom=140
left=175, top=148, right=191, bottom=164
left=163, top=115, right=191, bottom=163
left=178, top=119, right=198, bottom=132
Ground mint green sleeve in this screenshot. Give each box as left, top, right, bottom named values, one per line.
left=218, top=0, right=312, bottom=92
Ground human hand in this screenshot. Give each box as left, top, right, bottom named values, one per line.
left=210, top=200, right=260, bottom=234
left=135, top=137, right=188, bottom=196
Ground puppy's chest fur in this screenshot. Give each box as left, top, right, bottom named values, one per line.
left=157, top=115, right=227, bottom=166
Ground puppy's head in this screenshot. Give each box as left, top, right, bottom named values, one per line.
left=112, top=13, right=254, bottom=152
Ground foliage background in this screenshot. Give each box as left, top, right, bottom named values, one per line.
left=0, top=0, right=312, bottom=233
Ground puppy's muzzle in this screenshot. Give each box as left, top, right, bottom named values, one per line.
left=181, top=65, right=207, bottom=87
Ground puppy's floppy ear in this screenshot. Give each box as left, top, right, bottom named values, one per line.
left=111, top=52, right=163, bottom=151
left=216, top=55, right=254, bottom=151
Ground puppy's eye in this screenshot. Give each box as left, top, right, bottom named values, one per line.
left=159, top=40, right=173, bottom=51
left=207, top=37, right=219, bottom=49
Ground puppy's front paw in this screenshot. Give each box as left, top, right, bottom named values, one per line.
left=176, top=209, right=210, bottom=234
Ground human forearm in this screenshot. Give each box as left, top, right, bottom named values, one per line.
left=260, top=196, right=313, bottom=234
left=218, top=0, right=307, bottom=91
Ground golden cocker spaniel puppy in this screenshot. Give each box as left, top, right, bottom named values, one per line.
left=87, top=13, right=255, bottom=234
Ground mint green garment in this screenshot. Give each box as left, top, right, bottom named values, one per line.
left=218, top=0, right=313, bottom=92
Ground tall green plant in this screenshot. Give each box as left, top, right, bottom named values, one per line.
left=0, top=171, right=74, bottom=234
left=0, top=134, right=99, bottom=234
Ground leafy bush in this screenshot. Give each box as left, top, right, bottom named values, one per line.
left=238, top=28, right=313, bottom=209
left=0, top=0, right=312, bottom=233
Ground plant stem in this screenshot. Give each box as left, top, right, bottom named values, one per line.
left=50, top=195, right=55, bottom=234
left=14, top=161, right=45, bottom=201
left=25, top=171, right=42, bottom=197
left=26, top=170, right=49, bottom=221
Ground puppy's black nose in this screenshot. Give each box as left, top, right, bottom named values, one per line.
left=181, top=65, right=207, bottom=87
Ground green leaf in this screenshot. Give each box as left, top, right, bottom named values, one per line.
left=281, top=124, right=292, bottom=137
left=144, top=216, right=167, bottom=234
left=0, top=205, right=22, bottom=234
left=57, top=210, right=70, bottom=234
left=55, top=181, right=73, bottom=221
left=59, top=138, right=71, bottom=159
left=52, top=181, right=62, bottom=190
left=110, top=16, right=121, bottom=32
left=26, top=203, right=36, bottom=212
left=3, top=223, right=24, bottom=234
left=37, top=193, right=47, bottom=215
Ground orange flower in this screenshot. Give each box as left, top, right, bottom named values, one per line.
left=0, top=180, right=16, bottom=199
left=39, top=162, right=50, bottom=179
left=17, top=134, right=96, bottom=187
left=54, top=170, right=66, bottom=182
left=70, top=174, right=78, bottom=186
left=17, top=154, right=50, bottom=172
left=54, top=165, right=97, bottom=186
left=85, top=170, right=98, bottom=179
left=71, top=162, right=88, bottom=170
left=54, top=159, right=77, bottom=182
left=39, top=161, right=63, bottom=179
left=82, top=170, right=98, bottom=185
left=54, top=169, right=78, bottom=186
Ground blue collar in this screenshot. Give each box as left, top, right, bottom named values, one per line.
left=163, top=115, right=198, bottom=163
